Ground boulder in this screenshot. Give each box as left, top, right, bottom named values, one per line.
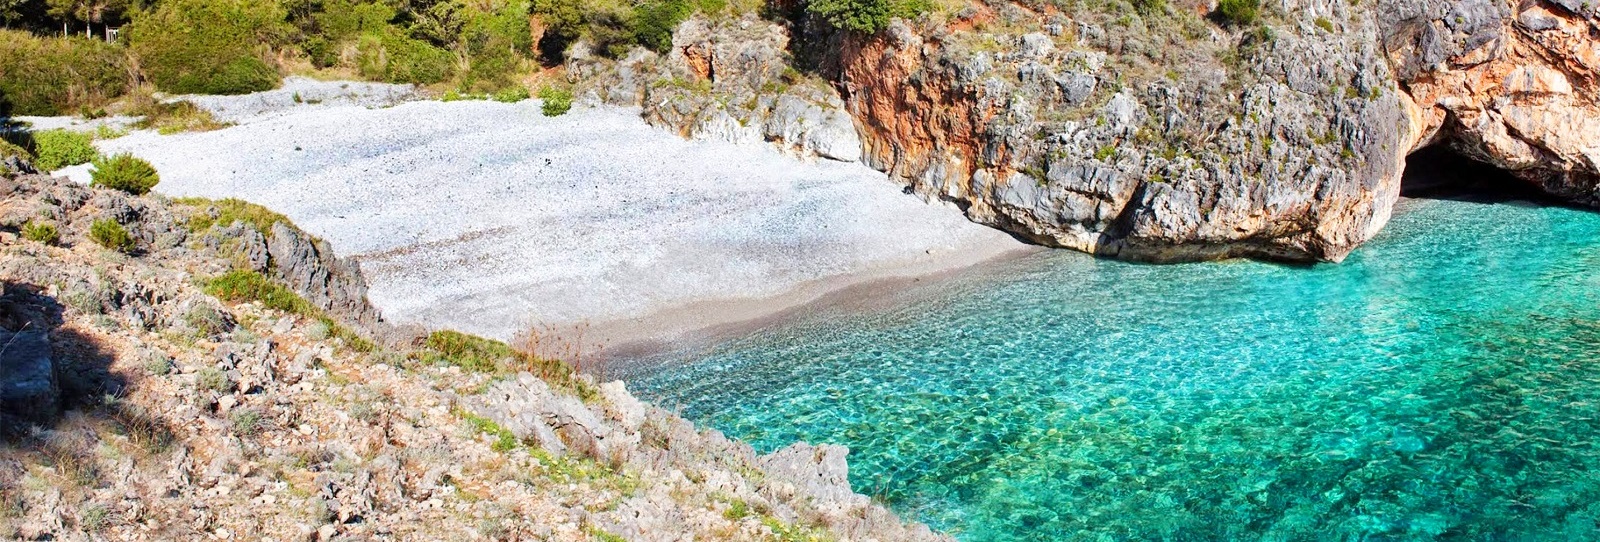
left=0, top=330, right=58, bottom=425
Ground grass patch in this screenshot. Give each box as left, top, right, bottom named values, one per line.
left=22, top=222, right=59, bottom=245
left=417, top=330, right=597, bottom=401
left=204, top=270, right=316, bottom=315
left=761, top=517, right=834, bottom=542
left=31, top=129, right=99, bottom=171
left=88, top=218, right=135, bottom=253
left=176, top=197, right=292, bottom=236
left=90, top=153, right=160, bottom=195
left=130, top=100, right=228, bottom=134
left=425, top=330, right=514, bottom=373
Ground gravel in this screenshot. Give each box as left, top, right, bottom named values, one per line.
left=82, top=89, right=1023, bottom=345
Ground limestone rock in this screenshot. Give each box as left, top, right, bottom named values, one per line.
left=0, top=330, right=57, bottom=425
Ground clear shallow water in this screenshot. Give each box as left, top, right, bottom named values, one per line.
left=626, top=199, right=1600, bottom=541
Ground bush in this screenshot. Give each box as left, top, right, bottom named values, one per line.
left=538, top=85, right=572, bottom=116
left=89, top=218, right=135, bottom=253
left=91, top=153, right=160, bottom=195
left=355, top=31, right=455, bottom=85
left=492, top=86, right=531, bottom=103
left=31, top=129, right=98, bottom=171
left=204, top=270, right=316, bottom=315
left=1214, top=0, right=1260, bottom=27
left=457, top=2, right=535, bottom=92
left=0, top=30, right=128, bottom=116
left=22, top=222, right=59, bottom=245
left=124, top=0, right=287, bottom=94
left=808, top=0, right=891, bottom=34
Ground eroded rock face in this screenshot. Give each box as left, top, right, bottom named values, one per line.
left=1386, top=0, right=1600, bottom=205
left=571, top=15, right=864, bottom=162
left=574, top=0, right=1597, bottom=262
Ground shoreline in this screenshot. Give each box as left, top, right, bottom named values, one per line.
left=592, top=239, right=1042, bottom=370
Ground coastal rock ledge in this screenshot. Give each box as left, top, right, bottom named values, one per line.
left=573, top=0, right=1600, bottom=262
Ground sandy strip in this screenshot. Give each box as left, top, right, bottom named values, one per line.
left=71, top=87, right=1024, bottom=352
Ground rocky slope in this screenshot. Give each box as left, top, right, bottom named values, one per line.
left=0, top=171, right=946, bottom=541
left=570, top=0, right=1599, bottom=262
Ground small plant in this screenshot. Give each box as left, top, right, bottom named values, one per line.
left=230, top=409, right=264, bottom=436
left=88, top=218, right=135, bottom=253
left=461, top=410, right=520, bottom=452
left=196, top=366, right=233, bottom=393
left=93, top=125, right=129, bottom=140
left=537, top=86, right=573, bottom=117
left=91, top=153, right=161, bottom=195
left=723, top=498, right=750, bottom=520
left=22, top=221, right=59, bottom=245
left=31, top=129, right=98, bottom=171
left=144, top=353, right=173, bottom=376
left=1315, top=17, right=1335, bottom=32
left=78, top=504, right=109, bottom=531
left=492, top=86, right=531, bottom=103
left=183, top=304, right=231, bottom=337
left=292, top=92, right=304, bottom=104
left=1214, top=0, right=1260, bottom=27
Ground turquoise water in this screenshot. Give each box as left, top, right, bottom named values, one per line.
left=626, top=199, right=1600, bottom=541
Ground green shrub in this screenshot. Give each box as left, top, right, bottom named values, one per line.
left=355, top=31, right=456, bottom=85
left=492, top=86, right=531, bottom=103
left=91, top=153, right=160, bottom=195
left=630, top=0, right=694, bottom=52
left=31, top=129, right=98, bottom=171
left=22, top=222, right=59, bottom=245
left=88, top=218, right=135, bottom=253
left=125, top=0, right=287, bottom=94
left=1214, top=0, right=1260, bottom=27
left=0, top=30, right=128, bottom=116
left=538, top=85, right=572, bottom=116
left=808, top=0, right=890, bottom=33
left=204, top=270, right=316, bottom=315
left=457, top=2, right=534, bottom=93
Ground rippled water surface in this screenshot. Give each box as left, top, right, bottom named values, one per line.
left=626, top=199, right=1600, bottom=541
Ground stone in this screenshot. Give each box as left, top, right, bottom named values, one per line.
left=0, top=330, right=58, bottom=425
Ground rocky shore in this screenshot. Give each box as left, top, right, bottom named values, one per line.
left=0, top=170, right=946, bottom=541
left=572, top=0, right=1600, bottom=262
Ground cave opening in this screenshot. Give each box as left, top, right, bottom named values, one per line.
left=1400, top=144, right=1554, bottom=204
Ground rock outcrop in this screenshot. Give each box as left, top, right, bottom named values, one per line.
left=0, top=171, right=943, bottom=541
left=571, top=0, right=1600, bottom=262
left=1387, top=0, right=1600, bottom=206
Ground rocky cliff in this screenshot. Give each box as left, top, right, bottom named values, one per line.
left=0, top=171, right=945, bottom=541
left=570, top=0, right=1599, bottom=262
